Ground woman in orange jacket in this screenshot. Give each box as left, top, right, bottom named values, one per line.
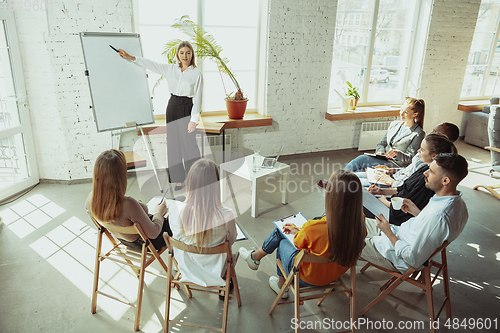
left=239, top=170, right=365, bottom=298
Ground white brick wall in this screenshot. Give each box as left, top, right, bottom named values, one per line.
left=239, top=0, right=341, bottom=156
left=418, top=0, right=481, bottom=133
left=12, top=0, right=484, bottom=181
left=14, top=0, right=133, bottom=181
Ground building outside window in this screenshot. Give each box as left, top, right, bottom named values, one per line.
left=328, top=0, right=420, bottom=108
left=461, top=0, right=500, bottom=99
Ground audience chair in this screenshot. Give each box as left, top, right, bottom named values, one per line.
left=269, top=250, right=356, bottom=333
left=359, top=242, right=451, bottom=333
left=89, top=213, right=174, bottom=331
left=474, top=146, right=500, bottom=200
left=163, top=234, right=241, bottom=333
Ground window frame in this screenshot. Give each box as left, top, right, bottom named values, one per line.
left=461, top=2, right=500, bottom=101
left=131, top=0, right=267, bottom=115
left=330, top=0, right=424, bottom=108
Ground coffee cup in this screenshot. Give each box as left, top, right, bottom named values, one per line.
left=391, top=197, right=404, bottom=210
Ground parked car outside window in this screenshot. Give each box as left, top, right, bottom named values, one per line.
left=370, top=70, right=390, bottom=83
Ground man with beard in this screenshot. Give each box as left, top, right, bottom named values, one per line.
left=359, top=153, right=469, bottom=273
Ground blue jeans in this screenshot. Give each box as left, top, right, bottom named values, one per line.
left=262, top=228, right=316, bottom=287
left=344, top=155, right=395, bottom=172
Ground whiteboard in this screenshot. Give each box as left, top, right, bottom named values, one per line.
left=80, top=32, right=155, bottom=132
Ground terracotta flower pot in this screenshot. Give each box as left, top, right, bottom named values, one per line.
left=226, top=99, right=248, bottom=119
left=349, top=98, right=359, bottom=110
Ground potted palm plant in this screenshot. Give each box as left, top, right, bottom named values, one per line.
left=345, top=81, right=360, bottom=110
left=156, top=16, right=248, bottom=119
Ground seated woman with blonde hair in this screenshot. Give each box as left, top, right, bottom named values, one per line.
left=239, top=170, right=365, bottom=298
left=85, top=149, right=172, bottom=250
left=345, top=97, right=426, bottom=172
left=166, top=158, right=237, bottom=287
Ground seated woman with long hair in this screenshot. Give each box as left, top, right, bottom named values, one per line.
left=369, top=133, right=458, bottom=226
left=85, top=149, right=171, bottom=250
left=239, top=170, right=365, bottom=298
left=344, top=97, right=426, bottom=172
left=166, top=159, right=237, bottom=287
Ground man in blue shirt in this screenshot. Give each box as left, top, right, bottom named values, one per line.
left=360, top=153, right=469, bottom=272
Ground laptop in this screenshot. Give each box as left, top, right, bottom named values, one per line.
left=261, top=144, right=284, bottom=168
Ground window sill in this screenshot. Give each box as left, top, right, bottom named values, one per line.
left=200, top=110, right=273, bottom=129
left=325, top=105, right=400, bottom=121
left=457, top=100, right=490, bottom=112
left=141, top=110, right=272, bottom=135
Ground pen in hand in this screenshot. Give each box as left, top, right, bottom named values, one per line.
left=159, top=188, right=169, bottom=204
left=109, top=45, right=119, bottom=52
left=369, top=173, right=383, bottom=191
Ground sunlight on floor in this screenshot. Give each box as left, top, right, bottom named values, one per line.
left=2, top=194, right=65, bottom=238
left=0, top=194, right=188, bottom=331
left=142, top=292, right=186, bottom=332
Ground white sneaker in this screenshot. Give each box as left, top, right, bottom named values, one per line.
left=239, top=247, right=260, bottom=270
left=269, top=276, right=289, bottom=299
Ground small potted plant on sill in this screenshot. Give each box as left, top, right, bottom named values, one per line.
left=155, top=15, right=248, bottom=119
left=346, top=81, right=360, bottom=110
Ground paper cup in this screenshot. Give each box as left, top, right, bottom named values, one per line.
left=391, top=197, right=404, bottom=210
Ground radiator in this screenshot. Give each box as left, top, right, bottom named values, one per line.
left=358, top=121, right=392, bottom=151
left=197, top=134, right=231, bottom=163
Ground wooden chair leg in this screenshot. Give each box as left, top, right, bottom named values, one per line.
left=164, top=255, right=173, bottom=333
left=91, top=230, right=103, bottom=314
left=360, top=269, right=413, bottom=316
left=316, top=287, right=333, bottom=306
left=134, top=244, right=148, bottom=331
left=380, top=276, right=398, bottom=291
left=222, top=268, right=230, bottom=333
left=442, top=251, right=452, bottom=319
left=423, top=266, right=436, bottom=333
left=294, top=274, right=300, bottom=333
left=231, top=266, right=242, bottom=307
left=269, top=270, right=294, bottom=314
left=360, top=262, right=371, bottom=273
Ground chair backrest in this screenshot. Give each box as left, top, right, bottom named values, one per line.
left=88, top=212, right=143, bottom=242
left=421, top=241, right=449, bottom=267
left=164, top=234, right=232, bottom=259
left=300, top=250, right=336, bottom=264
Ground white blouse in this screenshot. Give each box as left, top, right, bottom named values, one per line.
left=133, top=56, right=203, bottom=123
left=167, top=200, right=237, bottom=287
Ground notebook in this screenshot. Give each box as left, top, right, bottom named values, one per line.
left=272, top=212, right=308, bottom=246
left=362, top=187, right=390, bottom=220
left=261, top=144, right=284, bottom=168
left=366, top=167, right=393, bottom=186
left=364, top=152, right=387, bottom=160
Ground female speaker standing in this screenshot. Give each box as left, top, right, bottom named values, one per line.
left=119, top=42, right=202, bottom=191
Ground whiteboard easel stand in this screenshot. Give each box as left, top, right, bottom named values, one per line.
left=138, top=125, right=164, bottom=193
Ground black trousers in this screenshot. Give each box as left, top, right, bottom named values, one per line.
left=166, top=94, right=201, bottom=183
left=118, top=217, right=172, bottom=252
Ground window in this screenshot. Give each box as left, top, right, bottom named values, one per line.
left=328, top=0, right=421, bottom=108
left=461, top=0, right=500, bottom=98
left=135, top=0, right=263, bottom=114
left=0, top=10, right=39, bottom=200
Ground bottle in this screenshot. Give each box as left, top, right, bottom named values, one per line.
left=252, top=151, right=261, bottom=172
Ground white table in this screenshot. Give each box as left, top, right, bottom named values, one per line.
left=219, top=155, right=290, bottom=218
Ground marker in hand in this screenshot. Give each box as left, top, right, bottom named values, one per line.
left=109, top=45, right=119, bottom=52
left=159, top=188, right=169, bottom=204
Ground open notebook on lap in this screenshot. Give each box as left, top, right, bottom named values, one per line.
left=261, top=144, right=284, bottom=168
